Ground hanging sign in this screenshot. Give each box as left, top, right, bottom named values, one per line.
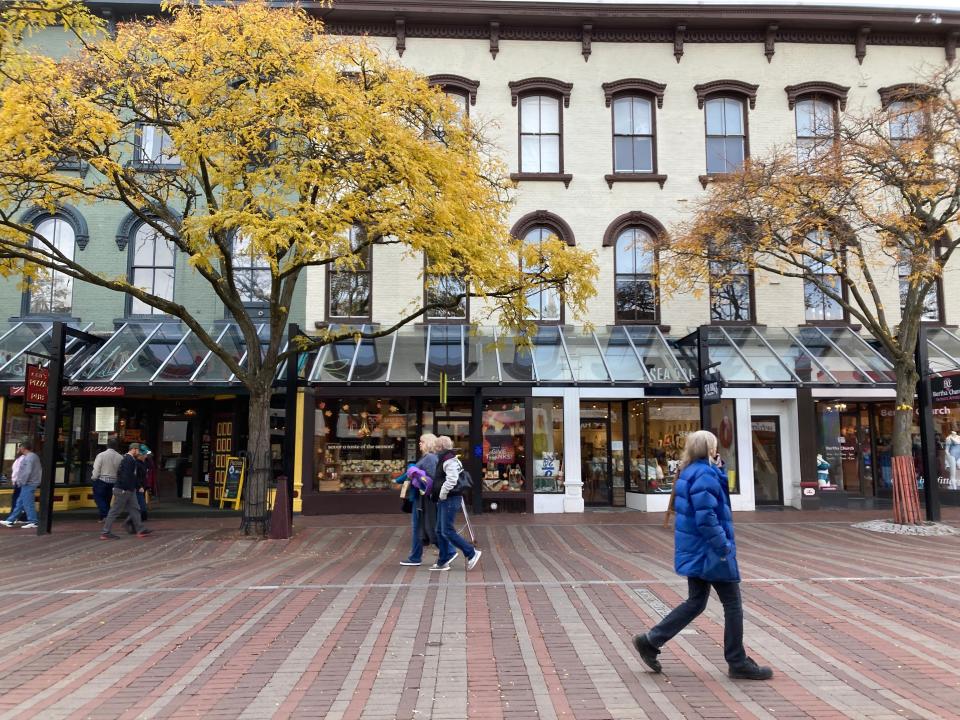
left=700, top=371, right=722, bottom=406
left=931, top=371, right=960, bottom=404
left=220, top=456, right=245, bottom=509
left=24, top=364, right=49, bottom=415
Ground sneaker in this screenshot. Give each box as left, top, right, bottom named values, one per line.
left=0, top=521, right=13, bottom=527
left=21, top=522, right=38, bottom=529
left=441, top=554, right=458, bottom=569
left=400, top=560, right=421, bottom=566
left=136, top=529, right=153, bottom=538
left=632, top=634, right=662, bottom=673
left=728, top=657, right=773, bottom=681
left=429, top=563, right=450, bottom=572
left=99, top=532, right=118, bottom=540
left=466, top=549, right=482, bottom=571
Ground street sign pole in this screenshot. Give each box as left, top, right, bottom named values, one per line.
left=38, top=322, right=66, bottom=535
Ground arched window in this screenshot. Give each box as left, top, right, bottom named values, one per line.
left=22, top=214, right=77, bottom=316
left=129, top=221, right=176, bottom=315
left=803, top=229, right=845, bottom=322
left=522, top=226, right=562, bottom=323
left=785, top=83, right=848, bottom=164
left=327, top=225, right=371, bottom=321
left=614, top=228, right=658, bottom=324
left=232, top=233, right=271, bottom=307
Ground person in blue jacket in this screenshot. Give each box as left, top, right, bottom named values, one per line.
left=632, top=430, right=773, bottom=681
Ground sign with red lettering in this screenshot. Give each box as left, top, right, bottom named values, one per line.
left=24, top=364, right=49, bottom=415
left=9, top=384, right=125, bottom=398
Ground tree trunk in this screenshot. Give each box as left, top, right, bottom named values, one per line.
left=241, top=385, right=272, bottom=536
left=891, top=361, right=923, bottom=525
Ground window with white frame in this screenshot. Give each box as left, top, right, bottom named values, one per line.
left=519, top=95, right=561, bottom=173
left=796, top=97, right=837, bottom=164
left=424, top=256, right=467, bottom=321
left=614, top=227, right=658, bottom=323
left=898, top=247, right=943, bottom=322
left=129, top=222, right=176, bottom=315
left=705, top=97, right=746, bottom=174
left=232, top=233, right=271, bottom=306
left=327, top=225, right=371, bottom=320
left=25, top=217, right=75, bottom=316
left=803, top=229, right=845, bottom=322
left=612, top=96, right=655, bottom=173
left=136, top=124, right=180, bottom=166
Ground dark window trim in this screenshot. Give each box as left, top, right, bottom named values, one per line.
left=701, top=93, right=751, bottom=176
left=607, top=219, right=662, bottom=326
left=510, top=77, right=573, bottom=179
left=511, top=213, right=575, bottom=325
left=18, top=207, right=87, bottom=318
left=877, top=83, right=937, bottom=109
left=125, top=219, right=176, bottom=318
left=602, top=78, right=666, bottom=108
left=423, top=254, right=469, bottom=324
left=428, top=74, right=480, bottom=106
left=607, top=90, right=660, bottom=177
left=132, top=122, right=182, bottom=170
left=785, top=81, right=849, bottom=111
left=325, top=227, right=373, bottom=322
left=694, top=79, right=758, bottom=110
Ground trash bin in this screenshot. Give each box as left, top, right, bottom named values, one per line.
left=800, top=481, right=820, bottom=511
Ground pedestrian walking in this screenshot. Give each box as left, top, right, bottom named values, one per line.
left=5, top=450, right=26, bottom=524
left=431, top=435, right=481, bottom=572
left=398, top=433, right=440, bottom=567
left=1, top=442, right=41, bottom=529
left=91, top=438, right=123, bottom=522
left=100, top=443, right=152, bottom=540
left=632, top=430, right=773, bottom=681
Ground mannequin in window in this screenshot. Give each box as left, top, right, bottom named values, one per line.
left=946, top=429, right=960, bottom=489
left=816, top=454, right=830, bottom=486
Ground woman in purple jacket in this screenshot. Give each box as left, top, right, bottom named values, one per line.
left=632, top=430, right=772, bottom=681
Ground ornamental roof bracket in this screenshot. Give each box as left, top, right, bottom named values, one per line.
left=856, top=26, right=871, bottom=65
left=674, top=25, right=686, bottom=63
left=395, top=18, right=406, bottom=57
left=765, top=24, right=778, bottom=63
left=582, top=24, right=592, bottom=62
left=489, top=21, right=500, bottom=60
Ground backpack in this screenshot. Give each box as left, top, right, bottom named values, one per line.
left=437, top=450, right=472, bottom=495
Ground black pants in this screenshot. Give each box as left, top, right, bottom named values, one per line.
left=646, top=577, right=748, bottom=666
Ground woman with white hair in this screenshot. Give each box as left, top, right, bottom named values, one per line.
left=632, top=430, right=773, bottom=681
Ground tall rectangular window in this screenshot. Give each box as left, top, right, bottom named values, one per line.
left=424, top=257, right=467, bottom=321
left=612, top=96, right=653, bottom=173
left=796, top=97, right=836, bottom=164
left=803, top=230, right=844, bottom=322
left=705, top=97, right=746, bottom=174
left=889, top=100, right=924, bottom=144
left=130, top=223, right=176, bottom=315
left=519, top=95, right=560, bottom=173
left=709, top=258, right=752, bottom=323
left=232, top=234, right=271, bottom=306
left=899, top=248, right=942, bottom=322
left=522, top=227, right=562, bottom=322
left=614, top=227, right=657, bottom=323
left=328, top=225, right=371, bottom=320
left=136, top=125, right=180, bottom=166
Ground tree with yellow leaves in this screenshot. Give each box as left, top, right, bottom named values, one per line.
left=667, top=65, right=960, bottom=525
left=0, top=0, right=596, bottom=534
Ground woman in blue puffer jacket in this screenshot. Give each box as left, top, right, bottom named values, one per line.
left=631, top=430, right=773, bottom=681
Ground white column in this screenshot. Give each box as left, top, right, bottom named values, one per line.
left=562, top=387, right=584, bottom=512
left=731, top=397, right=756, bottom=511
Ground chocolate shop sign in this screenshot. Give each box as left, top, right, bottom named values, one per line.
left=9, top=384, right=125, bottom=398
left=932, top=372, right=960, bottom=404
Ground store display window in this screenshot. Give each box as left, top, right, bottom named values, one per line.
left=482, top=399, right=526, bottom=493
left=314, top=398, right=413, bottom=493
left=532, top=398, right=564, bottom=494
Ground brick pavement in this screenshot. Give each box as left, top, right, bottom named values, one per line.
left=0, top=508, right=958, bottom=719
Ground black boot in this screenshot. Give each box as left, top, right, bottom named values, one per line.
left=632, top=634, right=662, bottom=673
left=728, top=657, right=773, bottom=680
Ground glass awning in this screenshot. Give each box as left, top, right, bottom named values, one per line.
left=0, top=321, right=939, bottom=389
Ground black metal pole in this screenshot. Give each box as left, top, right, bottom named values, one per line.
left=697, top=325, right=711, bottom=430
left=284, top=323, right=299, bottom=523
left=38, top=321, right=66, bottom=535
left=915, top=325, right=941, bottom=522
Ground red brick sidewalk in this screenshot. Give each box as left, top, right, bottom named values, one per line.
left=0, top=508, right=958, bottom=719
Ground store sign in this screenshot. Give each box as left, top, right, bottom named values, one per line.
left=23, top=364, right=49, bottom=415
left=9, top=384, right=125, bottom=398
left=700, top=371, right=722, bottom=406
left=932, top=372, right=960, bottom=404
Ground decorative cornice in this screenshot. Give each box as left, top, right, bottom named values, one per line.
left=395, top=18, right=406, bottom=56
left=602, top=211, right=667, bottom=247
left=601, top=78, right=666, bottom=108
left=878, top=83, right=938, bottom=109
left=674, top=24, right=686, bottom=63
left=428, top=74, right=480, bottom=105
left=784, top=82, right=850, bottom=111
left=764, top=24, right=778, bottom=63
left=21, top=204, right=89, bottom=251
left=694, top=80, right=759, bottom=109
left=509, top=77, right=573, bottom=107
left=510, top=210, right=576, bottom=246
left=856, top=26, right=871, bottom=64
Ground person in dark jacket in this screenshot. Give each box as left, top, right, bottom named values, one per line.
left=398, top=433, right=440, bottom=567
left=100, top=443, right=152, bottom=540
left=632, top=430, right=772, bottom=681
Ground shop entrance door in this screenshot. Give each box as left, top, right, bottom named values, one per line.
left=580, top=403, right=611, bottom=505
left=839, top=406, right=875, bottom=497
left=751, top=417, right=783, bottom=505
left=422, top=401, right=472, bottom=459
